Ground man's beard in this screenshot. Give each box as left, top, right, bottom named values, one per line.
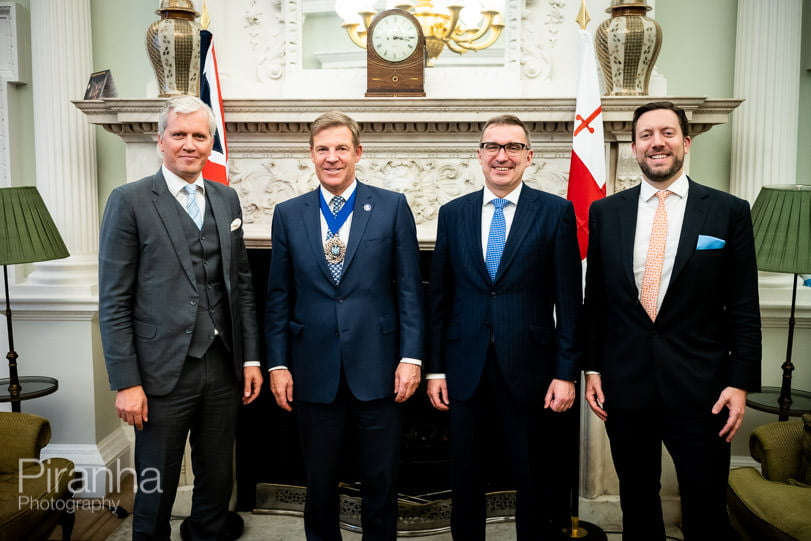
left=637, top=155, right=684, bottom=183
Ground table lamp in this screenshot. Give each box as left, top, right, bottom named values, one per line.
left=0, top=187, right=69, bottom=412
left=750, top=184, right=811, bottom=420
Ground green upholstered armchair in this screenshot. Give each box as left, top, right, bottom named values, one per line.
left=727, top=414, right=811, bottom=541
left=0, top=412, right=75, bottom=541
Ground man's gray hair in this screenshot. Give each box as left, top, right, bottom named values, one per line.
left=158, top=95, right=217, bottom=137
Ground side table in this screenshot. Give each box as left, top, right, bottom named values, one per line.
left=0, top=376, right=58, bottom=412
left=746, top=386, right=811, bottom=420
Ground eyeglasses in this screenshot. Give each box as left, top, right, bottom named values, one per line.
left=479, top=142, right=529, bottom=155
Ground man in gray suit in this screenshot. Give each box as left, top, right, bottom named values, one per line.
left=99, top=96, right=263, bottom=541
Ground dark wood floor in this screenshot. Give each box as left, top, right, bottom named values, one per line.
left=48, top=474, right=134, bottom=541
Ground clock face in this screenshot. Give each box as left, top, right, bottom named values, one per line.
left=371, top=14, right=420, bottom=62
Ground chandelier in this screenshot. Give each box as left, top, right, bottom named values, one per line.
left=336, top=0, right=505, bottom=66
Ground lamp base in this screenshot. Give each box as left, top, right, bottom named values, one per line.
left=561, top=519, right=608, bottom=540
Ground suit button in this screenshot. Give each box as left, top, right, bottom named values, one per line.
left=201, top=235, right=206, bottom=240
left=185, top=328, right=192, bottom=334
left=490, top=291, right=496, bottom=297
left=337, top=297, right=344, bottom=303
left=190, top=300, right=197, bottom=305
left=335, top=331, right=339, bottom=337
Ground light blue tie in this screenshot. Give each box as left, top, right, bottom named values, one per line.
left=485, top=198, right=510, bottom=281
left=326, top=195, right=345, bottom=284
left=184, top=184, right=202, bottom=229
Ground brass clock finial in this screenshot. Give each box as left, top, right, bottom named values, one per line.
left=201, top=0, right=210, bottom=30
left=576, top=0, right=591, bottom=30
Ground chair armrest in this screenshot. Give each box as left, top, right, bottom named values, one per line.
left=0, top=412, right=51, bottom=473
left=750, top=420, right=804, bottom=483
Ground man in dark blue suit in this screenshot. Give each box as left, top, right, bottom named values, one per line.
left=583, top=102, right=761, bottom=540
left=265, top=111, right=424, bottom=541
left=426, top=115, right=582, bottom=540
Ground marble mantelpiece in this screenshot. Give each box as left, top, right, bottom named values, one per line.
left=75, top=97, right=741, bottom=250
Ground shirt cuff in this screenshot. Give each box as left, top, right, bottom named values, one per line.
left=268, top=366, right=289, bottom=372
left=426, top=373, right=446, bottom=379
left=584, top=370, right=600, bottom=375
left=243, top=361, right=260, bottom=367
left=400, top=357, right=422, bottom=367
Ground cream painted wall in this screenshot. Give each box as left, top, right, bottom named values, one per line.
left=89, top=0, right=154, bottom=217
left=799, top=2, right=811, bottom=183
left=5, top=0, right=34, bottom=189
left=655, top=0, right=737, bottom=192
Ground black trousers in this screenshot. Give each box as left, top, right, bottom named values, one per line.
left=132, top=340, right=240, bottom=541
left=296, top=378, right=402, bottom=541
left=448, top=345, right=567, bottom=541
left=605, top=403, right=736, bottom=541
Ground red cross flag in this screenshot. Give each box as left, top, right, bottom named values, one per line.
left=566, top=27, right=605, bottom=260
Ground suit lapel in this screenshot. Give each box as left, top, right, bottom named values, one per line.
left=301, top=190, right=335, bottom=284
left=617, top=185, right=641, bottom=293
left=494, top=185, right=535, bottom=282
left=670, top=178, right=709, bottom=287
left=151, top=173, right=196, bottom=288
left=343, top=182, right=372, bottom=275
left=206, top=183, right=232, bottom=294
left=464, top=190, right=490, bottom=284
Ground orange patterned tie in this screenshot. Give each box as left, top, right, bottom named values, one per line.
left=640, top=190, right=671, bottom=321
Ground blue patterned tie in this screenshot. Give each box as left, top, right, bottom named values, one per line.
left=485, top=198, right=510, bottom=281
left=326, top=195, right=345, bottom=284
left=184, top=184, right=202, bottom=229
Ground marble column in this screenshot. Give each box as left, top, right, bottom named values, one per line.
left=27, top=0, right=98, bottom=287
left=729, top=0, right=802, bottom=204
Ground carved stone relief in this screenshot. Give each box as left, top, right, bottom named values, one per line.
left=229, top=147, right=573, bottom=241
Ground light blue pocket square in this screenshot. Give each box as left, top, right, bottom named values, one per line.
left=696, top=235, right=726, bottom=250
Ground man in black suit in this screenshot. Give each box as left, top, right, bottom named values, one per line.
left=265, top=111, right=424, bottom=540
left=583, top=101, right=762, bottom=540
left=426, top=114, right=582, bottom=540
left=99, top=96, right=263, bottom=540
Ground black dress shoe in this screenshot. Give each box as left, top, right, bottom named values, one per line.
left=179, top=511, right=244, bottom=541
left=223, top=511, right=245, bottom=541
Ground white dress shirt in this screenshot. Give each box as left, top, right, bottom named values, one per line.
left=633, top=174, right=689, bottom=312
left=480, top=183, right=522, bottom=259
left=164, top=164, right=206, bottom=217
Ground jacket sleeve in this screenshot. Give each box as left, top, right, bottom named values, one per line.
left=98, top=187, right=143, bottom=390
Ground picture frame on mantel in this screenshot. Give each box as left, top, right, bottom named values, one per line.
left=83, top=69, right=117, bottom=100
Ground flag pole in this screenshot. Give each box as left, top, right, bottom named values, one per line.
left=562, top=3, right=607, bottom=538
left=201, top=0, right=210, bottom=30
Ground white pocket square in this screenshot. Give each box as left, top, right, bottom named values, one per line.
left=230, top=218, right=242, bottom=231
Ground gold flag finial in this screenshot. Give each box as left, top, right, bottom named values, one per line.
left=201, top=0, right=210, bottom=30
left=575, top=0, right=591, bottom=30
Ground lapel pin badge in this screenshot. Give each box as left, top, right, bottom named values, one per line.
left=363, top=203, right=372, bottom=212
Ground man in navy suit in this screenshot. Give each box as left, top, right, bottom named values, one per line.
left=583, top=102, right=761, bottom=540
left=265, top=111, right=424, bottom=540
left=426, top=114, right=582, bottom=540
left=99, top=96, right=263, bottom=540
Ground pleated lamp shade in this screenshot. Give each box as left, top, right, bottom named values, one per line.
left=0, top=187, right=69, bottom=266
left=750, top=184, right=811, bottom=274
